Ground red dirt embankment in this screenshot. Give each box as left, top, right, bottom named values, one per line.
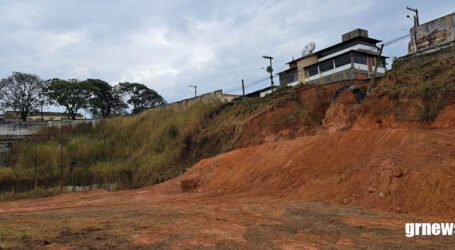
left=175, top=126, right=455, bottom=217
left=0, top=80, right=453, bottom=219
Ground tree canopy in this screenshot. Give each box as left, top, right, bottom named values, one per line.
left=83, top=79, right=127, bottom=118
left=45, top=78, right=95, bottom=120
left=0, top=72, right=46, bottom=121
left=0, top=71, right=166, bottom=119
left=119, top=82, right=166, bottom=114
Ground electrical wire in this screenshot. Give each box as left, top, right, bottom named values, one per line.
left=224, top=76, right=270, bottom=93
left=383, top=34, right=410, bottom=46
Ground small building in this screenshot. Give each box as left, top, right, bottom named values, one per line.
left=245, top=86, right=279, bottom=98
left=2, top=111, right=83, bottom=121
left=409, top=12, right=455, bottom=54
left=279, top=29, right=387, bottom=86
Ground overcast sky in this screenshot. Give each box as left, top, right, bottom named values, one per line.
left=1, top=0, right=454, bottom=103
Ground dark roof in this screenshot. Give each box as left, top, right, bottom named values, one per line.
left=286, top=53, right=315, bottom=65
left=286, top=36, right=382, bottom=64
left=353, top=49, right=389, bottom=58
left=315, top=36, right=381, bottom=56
left=278, top=67, right=298, bottom=75
left=299, top=49, right=388, bottom=69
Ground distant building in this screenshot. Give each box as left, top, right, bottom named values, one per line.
left=245, top=86, right=279, bottom=98
left=279, top=29, right=387, bottom=86
left=1, top=111, right=83, bottom=121
left=409, top=12, right=455, bottom=54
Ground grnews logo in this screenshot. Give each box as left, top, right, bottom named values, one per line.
left=406, top=223, right=455, bottom=237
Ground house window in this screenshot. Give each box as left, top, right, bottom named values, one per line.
left=334, top=54, right=351, bottom=67
left=285, top=73, right=295, bottom=84
left=378, top=58, right=386, bottom=67
left=353, top=54, right=367, bottom=64
left=319, top=60, right=334, bottom=73
left=308, top=65, right=319, bottom=76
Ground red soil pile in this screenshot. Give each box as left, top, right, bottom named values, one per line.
left=176, top=125, right=455, bottom=217
left=236, top=80, right=369, bottom=146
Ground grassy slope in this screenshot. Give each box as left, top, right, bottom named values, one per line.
left=2, top=56, right=455, bottom=199
left=363, top=57, right=455, bottom=121
left=4, top=101, right=220, bottom=194
left=2, top=85, right=318, bottom=198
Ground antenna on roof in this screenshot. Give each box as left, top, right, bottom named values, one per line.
left=302, top=42, right=316, bottom=57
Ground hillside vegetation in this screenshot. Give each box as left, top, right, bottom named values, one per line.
left=2, top=101, right=218, bottom=195
left=2, top=56, right=455, bottom=199
left=362, top=57, right=455, bottom=122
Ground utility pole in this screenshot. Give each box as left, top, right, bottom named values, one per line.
left=59, top=126, right=63, bottom=192
left=241, top=79, right=245, bottom=96
left=34, top=135, right=37, bottom=189
left=406, top=6, right=419, bottom=53
left=188, top=85, right=197, bottom=97
left=406, top=6, right=420, bottom=27
left=263, top=56, right=274, bottom=93
left=368, top=44, right=384, bottom=94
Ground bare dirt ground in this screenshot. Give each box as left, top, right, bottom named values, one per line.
left=1, top=128, right=455, bottom=248
left=1, top=192, right=455, bottom=249
left=1, top=102, right=454, bottom=249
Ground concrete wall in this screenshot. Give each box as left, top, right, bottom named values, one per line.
left=297, top=55, right=318, bottom=82
left=342, top=29, right=368, bottom=42
left=306, top=66, right=358, bottom=84
left=409, top=13, right=455, bottom=53
left=163, top=90, right=240, bottom=109
left=300, top=65, right=384, bottom=85
left=0, top=141, right=12, bottom=166
left=0, top=121, right=46, bottom=137
left=0, top=119, right=100, bottom=137
left=395, top=41, right=455, bottom=70
left=0, top=119, right=101, bottom=167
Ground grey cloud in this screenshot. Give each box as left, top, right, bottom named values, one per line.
left=0, top=0, right=453, bottom=102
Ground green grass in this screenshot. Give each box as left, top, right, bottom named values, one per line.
left=6, top=100, right=222, bottom=194
left=0, top=187, right=63, bottom=202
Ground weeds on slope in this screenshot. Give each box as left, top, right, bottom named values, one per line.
left=4, top=101, right=220, bottom=196
left=366, top=57, right=455, bottom=121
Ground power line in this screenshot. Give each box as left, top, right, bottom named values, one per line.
left=224, top=76, right=270, bottom=93
left=383, top=34, right=410, bottom=46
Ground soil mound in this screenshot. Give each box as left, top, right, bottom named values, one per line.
left=172, top=126, right=455, bottom=217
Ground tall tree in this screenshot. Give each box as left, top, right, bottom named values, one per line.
left=83, top=79, right=127, bottom=118
left=119, top=82, right=165, bottom=114
left=0, top=72, right=45, bottom=121
left=45, top=78, right=95, bottom=120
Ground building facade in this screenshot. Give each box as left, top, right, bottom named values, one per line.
left=279, top=29, right=387, bottom=86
